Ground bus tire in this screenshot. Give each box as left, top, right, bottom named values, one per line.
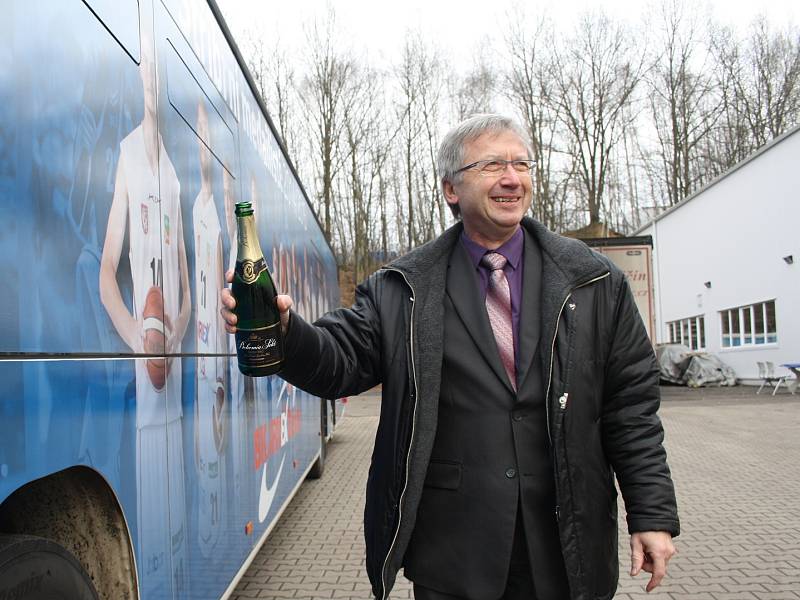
left=307, top=399, right=328, bottom=480
left=0, top=534, right=100, bottom=600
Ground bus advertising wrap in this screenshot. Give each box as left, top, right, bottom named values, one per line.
left=0, top=1, right=340, bottom=598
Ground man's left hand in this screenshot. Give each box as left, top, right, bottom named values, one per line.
left=630, top=531, right=676, bottom=592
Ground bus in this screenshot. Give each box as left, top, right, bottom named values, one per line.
left=0, top=1, right=342, bottom=598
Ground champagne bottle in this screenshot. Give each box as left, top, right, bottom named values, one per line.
left=232, top=202, right=283, bottom=376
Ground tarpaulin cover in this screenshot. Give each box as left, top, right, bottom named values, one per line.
left=656, top=344, right=737, bottom=387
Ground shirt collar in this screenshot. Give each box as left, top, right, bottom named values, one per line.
left=460, top=227, right=524, bottom=271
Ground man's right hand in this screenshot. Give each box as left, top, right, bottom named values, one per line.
left=220, top=269, right=293, bottom=336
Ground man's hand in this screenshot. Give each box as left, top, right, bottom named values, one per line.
left=630, top=531, right=676, bottom=592
left=220, top=269, right=293, bottom=335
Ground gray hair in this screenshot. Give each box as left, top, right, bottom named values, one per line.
left=437, top=114, right=533, bottom=218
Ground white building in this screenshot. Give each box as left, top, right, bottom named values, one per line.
left=637, top=125, right=800, bottom=384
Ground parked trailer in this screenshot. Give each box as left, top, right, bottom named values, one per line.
left=582, top=236, right=656, bottom=342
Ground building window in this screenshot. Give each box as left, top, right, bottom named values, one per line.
left=667, top=315, right=706, bottom=350
left=720, top=300, right=777, bottom=348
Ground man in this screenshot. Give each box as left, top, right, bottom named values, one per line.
left=192, top=101, right=227, bottom=559
left=221, top=114, right=679, bottom=600
left=99, top=37, right=191, bottom=598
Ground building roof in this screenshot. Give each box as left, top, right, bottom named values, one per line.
left=634, top=122, right=800, bottom=234
left=561, top=221, right=623, bottom=239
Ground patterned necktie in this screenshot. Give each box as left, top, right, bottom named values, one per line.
left=480, top=252, right=516, bottom=390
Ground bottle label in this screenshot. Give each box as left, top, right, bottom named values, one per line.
left=238, top=258, right=267, bottom=285
left=236, top=321, right=283, bottom=368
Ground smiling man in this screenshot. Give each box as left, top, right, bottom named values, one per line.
left=221, top=114, right=679, bottom=600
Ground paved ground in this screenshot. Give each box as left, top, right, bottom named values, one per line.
left=231, top=386, right=800, bottom=599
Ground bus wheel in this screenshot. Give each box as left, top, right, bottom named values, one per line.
left=0, top=534, right=100, bottom=600
left=307, top=399, right=327, bottom=480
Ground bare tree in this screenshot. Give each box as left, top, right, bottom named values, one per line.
left=394, top=33, right=448, bottom=249
left=647, top=0, right=723, bottom=206
left=246, top=35, right=300, bottom=161
left=232, top=4, right=800, bottom=275
left=395, top=36, right=422, bottom=250
left=602, top=109, right=665, bottom=233
left=504, top=16, right=571, bottom=230
left=300, top=8, right=359, bottom=242
left=554, top=11, right=645, bottom=226
left=709, top=18, right=800, bottom=174
left=338, top=65, right=404, bottom=282
left=702, top=25, right=752, bottom=173
left=451, top=43, right=499, bottom=120
left=739, top=18, right=800, bottom=145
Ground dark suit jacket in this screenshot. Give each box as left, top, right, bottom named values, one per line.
left=403, top=230, right=569, bottom=599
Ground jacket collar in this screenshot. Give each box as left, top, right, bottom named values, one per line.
left=521, top=218, right=609, bottom=292
left=386, top=217, right=609, bottom=295
left=385, top=221, right=462, bottom=292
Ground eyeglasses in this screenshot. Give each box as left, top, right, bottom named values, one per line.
left=455, top=159, right=535, bottom=176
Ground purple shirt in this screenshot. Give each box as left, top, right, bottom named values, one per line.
left=460, top=228, right=524, bottom=365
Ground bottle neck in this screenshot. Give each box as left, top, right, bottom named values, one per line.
left=236, top=215, right=264, bottom=262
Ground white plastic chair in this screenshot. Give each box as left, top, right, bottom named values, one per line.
left=757, top=361, right=790, bottom=395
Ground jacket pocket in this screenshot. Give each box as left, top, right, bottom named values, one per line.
left=423, top=460, right=462, bottom=490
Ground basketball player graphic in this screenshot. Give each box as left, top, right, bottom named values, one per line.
left=225, top=169, right=258, bottom=523
left=192, top=102, right=227, bottom=559
left=98, top=37, right=190, bottom=598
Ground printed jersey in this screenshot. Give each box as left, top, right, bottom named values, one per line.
left=136, top=421, right=188, bottom=599
left=192, top=192, right=223, bottom=386
left=119, top=124, right=184, bottom=427
left=193, top=191, right=225, bottom=557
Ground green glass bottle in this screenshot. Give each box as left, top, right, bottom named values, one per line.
left=232, top=202, right=283, bottom=376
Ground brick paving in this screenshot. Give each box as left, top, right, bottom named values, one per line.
left=231, top=386, right=800, bottom=599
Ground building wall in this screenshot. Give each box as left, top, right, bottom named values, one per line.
left=639, top=128, right=800, bottom=383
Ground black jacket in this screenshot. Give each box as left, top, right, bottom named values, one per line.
left=281, top=218, right=679, bottom=600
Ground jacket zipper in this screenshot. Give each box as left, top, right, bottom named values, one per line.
left=545, top=272, right=610, bottom=522
left=544, top=271, right=610, bottom=444
left=380, top=268, right=418, bottom=600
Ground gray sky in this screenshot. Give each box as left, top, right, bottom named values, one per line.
left=216, top=0, right=799, bottom=68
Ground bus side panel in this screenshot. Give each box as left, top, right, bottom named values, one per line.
left=1, top=1, right=341, bottom=599
left=154, top=2, right=342, bottom=598
left=0, top=359, right=136, bottom=509
left=0, top=0, right=148, bottom=544
left=0, top=0, right=143, bottom=357
left=0, top=356, right=171, bottom=596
